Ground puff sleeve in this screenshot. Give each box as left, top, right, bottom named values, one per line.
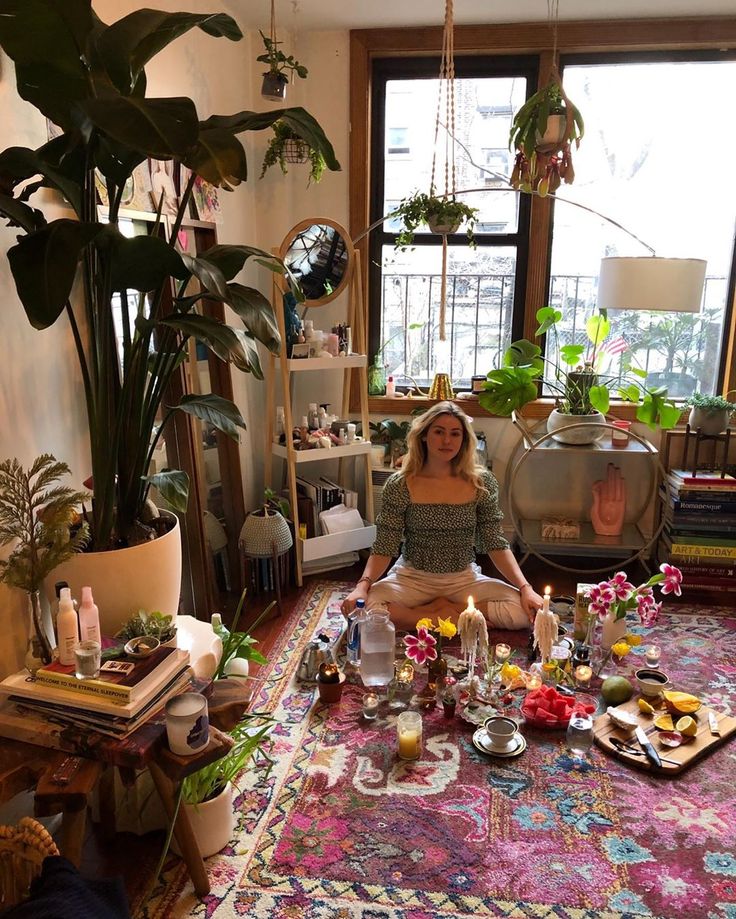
left=370, top=473, right=408, bottom=558
left=474, top=470, right=510, bottom=553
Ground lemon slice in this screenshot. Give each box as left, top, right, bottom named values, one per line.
left=675, top=715, right=698, bottom=737
left=638, top=698, right=655, bottom=714
left=654, top=714, right=675, bottom=731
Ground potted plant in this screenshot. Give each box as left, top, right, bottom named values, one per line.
left=0, top=455, right=89, bottom=667
left=257, top=30, right=308, bottom=101
left=370, top=419, right=413, bottom=467
left=115, top=610, right=178, bottom=646
left=0, top=2, right=339, bottom=632
left=390, top=192, right=478, bottom=249
left=509, top=77, right=584, bottom=196
left=478, top=306, right=683, bottom=444
left=685, top=391, right=736, bottom=435
left=260, top=120, right=327, bottom=184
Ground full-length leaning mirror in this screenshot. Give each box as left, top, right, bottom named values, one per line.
left=279, top=218, right=354, bottom=305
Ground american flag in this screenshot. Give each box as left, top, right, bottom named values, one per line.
left=600, top=335, right=629, bottom=356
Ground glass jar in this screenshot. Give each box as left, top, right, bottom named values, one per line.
left=359, top=608, right=396, bottom=687
left=397, top=710, right=422, bottom=760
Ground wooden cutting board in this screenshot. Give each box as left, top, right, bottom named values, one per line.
left=593, top=696, right=736, bottom=776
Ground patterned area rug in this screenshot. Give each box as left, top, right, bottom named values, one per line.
left=140, top=586, right=736, bottom=919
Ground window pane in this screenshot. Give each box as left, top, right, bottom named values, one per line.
left=380, top=244, right=517, bottom=389
left=549, top=59, right=736, bottom=398
left=383, top=77, right=527, bottom=235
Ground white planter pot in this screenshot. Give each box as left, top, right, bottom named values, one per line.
left=536, top=112, right=567, bottom=152
left=428, top=216, right=461, bottom=235
left=45, top=510, right=182, bottom=637
left=547, top=409, right=606, bottom=445
left=173, top=782, right=234, bottom=859
left=688, top=406, right=731, bottom=435
left=600, top=613, right=628, bottom=651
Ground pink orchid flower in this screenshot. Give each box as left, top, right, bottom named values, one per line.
left=403, top=626, right=438, bottom=666
left=608, top=571, right=635, bottom=601
left=640, top=599, right=661, bottom=627
left=590, top=599, right=612, bottom=620
left=588, top=582, right=616, bottom=606
left=659, top=563, right=683, bottom=597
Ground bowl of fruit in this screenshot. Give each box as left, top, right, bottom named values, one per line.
left=521, top=685, right=597, bottom=729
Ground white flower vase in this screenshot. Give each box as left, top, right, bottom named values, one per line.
left=600, top=613, right=627, bottom=651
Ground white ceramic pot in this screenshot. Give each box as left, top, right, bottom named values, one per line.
left=428, top=216, right=461, bottom=235
left=688, top=406, right=731, bottom=435
left=173, top=782, right=234, bottom=859
left=535, top=112, right=567, bottom=152
left=45, top=510, right=182, bottom=637
left=547, top=408, right=606, bottom=445
left=600, top=613, right=627, bottom=651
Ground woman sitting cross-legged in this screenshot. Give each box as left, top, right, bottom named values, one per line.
left=341, top=401, right=544, bottom=630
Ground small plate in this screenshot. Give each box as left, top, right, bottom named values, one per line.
left=460, top=701, right=501, bottom=727
left=124, top=636, right=160, bottom=658
left=473, top=728, right=527, bottom=758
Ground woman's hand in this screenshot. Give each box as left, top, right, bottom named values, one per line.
left=341, top=585, right=369, bottom=618
left=519, top=584, right=544, bottom=623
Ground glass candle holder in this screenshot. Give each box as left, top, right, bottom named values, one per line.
left=645, top=645, right=661, bottom=668
left=362, top=692, right=380, bottom=720
left=611, top=419, right=631, bottom=446
left=165, top=692, right=209, bottom=756
left=74, top=640, right=101, bottom=680
left=397, top=710, right=422, bottom=761
left=574, top=664, right=593, bottom=689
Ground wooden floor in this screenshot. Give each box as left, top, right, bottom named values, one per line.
left=75, top=553, right=657, bottom=907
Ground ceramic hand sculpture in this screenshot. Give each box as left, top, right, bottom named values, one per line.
left=591, top=463, right=626, bottom=536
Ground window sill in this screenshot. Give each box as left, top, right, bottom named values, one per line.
left=364, top=396, right=656, bottom=423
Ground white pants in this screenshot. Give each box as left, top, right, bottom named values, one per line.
left=366, top=558, right=529, bottom=630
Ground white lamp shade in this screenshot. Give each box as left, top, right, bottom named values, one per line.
left=239, top=510, right=293, bottom=557
left=598, top=257, right=706, bottom=313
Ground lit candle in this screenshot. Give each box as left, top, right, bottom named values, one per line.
left=362, top=692, right=379, bottom=720
left=526, top=674, right=542, bottom=691
left=397, top=662, right=415, bottom=685
left=645, top=645, right=661, bottom=667
left=542, top=586, right=551, bottom=614
left=574, top=664, right=593, bottom=688
left=397, top=710, right=422, bottom=760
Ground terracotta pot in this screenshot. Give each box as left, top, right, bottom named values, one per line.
left=45, top=510, right=182, bottom=637
left=316, top=672, right=346, bottom=703
left=547, top=408, right=606, bottom=445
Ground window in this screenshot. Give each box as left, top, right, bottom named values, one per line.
left=387, top=126, right=410, bottom=155
left=370, top=57, right=535, bottom=390
left=356, top=21, right=736, bottom=404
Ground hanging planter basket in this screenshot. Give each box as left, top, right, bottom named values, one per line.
left=283, top=138, right=310, bottom=164
left=428, top=216, right=461, bottom=235
left=261, top=71, right=288, bottom=100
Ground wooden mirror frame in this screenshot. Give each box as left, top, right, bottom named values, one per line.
left=278, top=217, right=354, bottom=306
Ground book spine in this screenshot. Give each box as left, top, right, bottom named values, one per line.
left=685, top=580, right=736, bottom=591
left=677, top=562, right=735, bottom=577
left=666, top=554, right=735, bottom=569
left=669, top=543, right=736, bottom=560
left=665, top=515, right=736, bottom=527
left=34, top=671, right=131, bottom=702
left=675, top=500, right=736, bottom=513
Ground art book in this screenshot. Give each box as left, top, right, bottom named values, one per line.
left=0, top=649, right=190, bottom=717
left=34, top=645, right=181, bottom=703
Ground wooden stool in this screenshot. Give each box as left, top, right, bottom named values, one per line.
left=34, top=754, right=102, bottom=866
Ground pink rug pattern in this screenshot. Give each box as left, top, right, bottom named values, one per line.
left=140, top=590, right=736, bottom=919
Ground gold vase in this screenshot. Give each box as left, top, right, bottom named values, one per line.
left=428, top=373, right=454, bottom=400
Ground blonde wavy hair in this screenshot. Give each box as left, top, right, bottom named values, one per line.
left=400, top=402, right=487, bottom=491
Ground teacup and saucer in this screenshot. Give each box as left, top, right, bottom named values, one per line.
left=473, top=715, right=527, bottom=757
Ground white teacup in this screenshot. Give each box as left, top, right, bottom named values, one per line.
left=484, top=716, right=518, bottom=750
left=635, top=668, right=672, bottom=698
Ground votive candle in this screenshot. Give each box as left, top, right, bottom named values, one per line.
left=645, top=645, right=661, bottom=667
left=574, top=664, right=593, bottom=688
left=526, top=674, right=543, bottom=691
left=362, top=692, right=379, bottom=720
left=397, top=710, right=422, bottom=760
left=495, top=643, right=511, bottom=663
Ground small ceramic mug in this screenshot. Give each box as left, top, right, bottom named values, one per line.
left=635, top=668, right=672, bottom=697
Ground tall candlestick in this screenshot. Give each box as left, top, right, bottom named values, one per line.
left=542, top=586, right=551, bottom=614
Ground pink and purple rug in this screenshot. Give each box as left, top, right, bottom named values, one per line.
left=141, top=584, right=736, bottom=919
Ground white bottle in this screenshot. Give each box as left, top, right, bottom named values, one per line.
left=386, top=375, right=396, bottom=397
left=78, top=586, right=101, bottom=644
left=56, top=587, right=80, bottom=666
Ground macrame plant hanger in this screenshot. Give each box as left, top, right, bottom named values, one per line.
left=428, top=0, right=457, bottom=400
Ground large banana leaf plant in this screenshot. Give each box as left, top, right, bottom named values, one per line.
left=0, top=0, right=340, bottom=551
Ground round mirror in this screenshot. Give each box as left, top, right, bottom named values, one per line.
left=279, top=218, right=353, bottom=306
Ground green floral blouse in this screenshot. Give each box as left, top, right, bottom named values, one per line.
left=371, top=471, right=509, bottom=573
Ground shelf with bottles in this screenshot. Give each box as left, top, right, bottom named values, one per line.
left=271, top=441, right=372, bottom=463
left=279, top=354, right=367, bottom=372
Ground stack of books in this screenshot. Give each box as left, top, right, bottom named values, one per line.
left=0, top=645, right=192, bottom=738
left=659, top=468, right=736, bottom=592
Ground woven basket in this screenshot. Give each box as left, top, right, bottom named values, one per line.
left=283, top=138, right=309, bottom=164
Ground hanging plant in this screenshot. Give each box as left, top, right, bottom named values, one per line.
left=509, top=76, right=584, bottom=196
left=391, top=192, right=478, bottom=250
left=260, top=120, right=326, bottom=184
left=258, top=29, right=308, bottom=100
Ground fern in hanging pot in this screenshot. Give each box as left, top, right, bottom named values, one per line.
left=261, top=120, right=327, bottom=184
left=390, top=192, right=478, bottom=249
left=509, top=77, right=584, bottom=196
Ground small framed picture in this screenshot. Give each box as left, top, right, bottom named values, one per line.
left=291, top=342, right=311, bottom=359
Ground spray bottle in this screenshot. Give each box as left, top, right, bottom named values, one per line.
left=78, top=586, right=101, bottom=644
